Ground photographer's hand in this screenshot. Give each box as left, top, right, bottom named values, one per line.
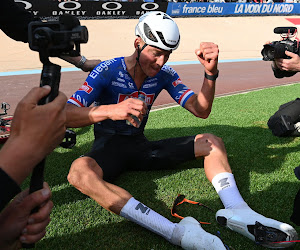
left=0, top=182, right=52, bottom=249
left=275, top=51, right=300, bottom=72
left=0, top=86, right=67, bottom=185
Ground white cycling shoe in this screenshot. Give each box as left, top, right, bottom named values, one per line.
left=216, top=208, right=298, bottom=249
left=179, top=217, right=226, bottom=250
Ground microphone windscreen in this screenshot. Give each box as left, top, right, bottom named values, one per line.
left=274, top=27, right=297, bottom=34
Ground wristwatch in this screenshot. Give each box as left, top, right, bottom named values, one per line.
left=204, top=70, right=219, bottom=81
left=77, top=56, right=87, bottom=69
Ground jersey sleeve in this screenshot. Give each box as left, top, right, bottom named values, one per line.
left=163, top=66, right=195, bottom=107
left=67, top=61, right=113, bottom=107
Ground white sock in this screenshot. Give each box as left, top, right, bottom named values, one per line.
left=120, top=197, right=184, bottom=245
left=212, top=172, right=250, bottom=209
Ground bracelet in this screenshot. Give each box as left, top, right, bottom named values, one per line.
left=204, top=70, right=219, bottom=81
left=76, top=56, right=87, bottom=69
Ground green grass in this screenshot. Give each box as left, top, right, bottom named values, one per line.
left=23, top=83, right=300, bottom=250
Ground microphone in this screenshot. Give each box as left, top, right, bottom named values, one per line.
left=274, top=27, right=297, bottom=34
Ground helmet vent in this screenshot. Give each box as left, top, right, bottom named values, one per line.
left=143, top=23, right=158, bottom=42
left=163, top=15, right=172, bottom=20
left=157, top=31, right=179, bottom=49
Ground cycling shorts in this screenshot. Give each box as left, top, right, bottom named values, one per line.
left=85, top=132, right=196, bottom=182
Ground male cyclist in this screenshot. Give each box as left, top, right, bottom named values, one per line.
left=65, top=11, right=297, bottom=249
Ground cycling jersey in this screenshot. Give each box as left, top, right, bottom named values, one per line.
left=67, top=57, right=195, bottom=135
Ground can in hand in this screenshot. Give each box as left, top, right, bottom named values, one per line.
left=126, top=94, right=145, bottom=128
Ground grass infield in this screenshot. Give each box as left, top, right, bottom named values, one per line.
left=22, top=83, right=300, bottom=250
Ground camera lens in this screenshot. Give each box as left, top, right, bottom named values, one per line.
left=261, top=44, right=275, bottom=61
left=266, top=47, right=275, bottom=60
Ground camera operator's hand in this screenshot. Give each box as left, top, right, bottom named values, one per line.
left=0, top=86, right=67, bottom=185
left=275, top=51, right=300, bottom=72
left=59, top=55, right=101, bottom=72
left=0, top=182, right=52, bottom=249
left=80, top=59, right=101, bottom=72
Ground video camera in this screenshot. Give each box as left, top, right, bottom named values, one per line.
left=28, top=15, right=88, bottom=61
left=261, top=27, right=299, bottom=61
left=27, top=15, right=85, bottom=149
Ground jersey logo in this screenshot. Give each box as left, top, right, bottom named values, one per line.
left=128, top=82, right=135, bottom=89
left=112, top=81, right=127, bottom=88
left=162, top=65, right=176, bottom=76
left=118, top=91, right=155, bottom=105
left=172, top=78, right=182, bottom=87
left=78, top=81, right=93, bottom=94
left=89, top=59, right=117, bottom=79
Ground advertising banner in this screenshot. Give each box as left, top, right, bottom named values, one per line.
left=167, top=2, right=300, bottom=17
left=14, top=0, right=168, bottom=19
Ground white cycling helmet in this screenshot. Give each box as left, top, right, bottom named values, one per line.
left=135, top=11, right=180, bottom=52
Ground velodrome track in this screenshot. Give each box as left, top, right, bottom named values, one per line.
left=2, top=59, right=300, bottom=114
left=1, top=15, right=300, bottom=114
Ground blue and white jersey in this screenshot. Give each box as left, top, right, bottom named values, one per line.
left=68, top=57, right=195, bottom=135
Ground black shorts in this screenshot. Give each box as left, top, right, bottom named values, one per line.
left=85, top=132, right=196, bottom=182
